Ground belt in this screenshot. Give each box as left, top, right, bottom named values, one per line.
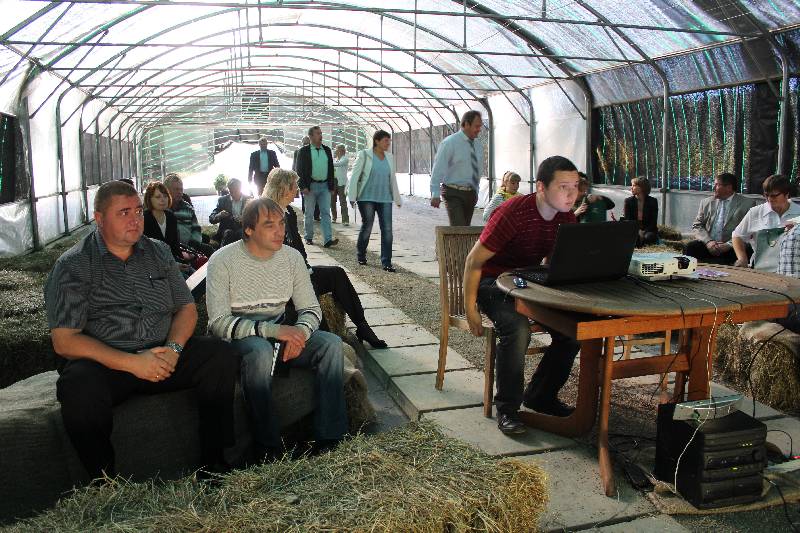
left=444, top=183, right=474, bottom=191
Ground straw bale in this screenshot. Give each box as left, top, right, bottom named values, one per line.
left=714, top=322, right=800, bottom=411
left=3, top=421, right=548, bottom=532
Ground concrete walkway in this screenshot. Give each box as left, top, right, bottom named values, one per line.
left=306, top=197, right=800, bottom=532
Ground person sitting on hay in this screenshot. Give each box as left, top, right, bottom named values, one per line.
left=777, top=223, right=800, bottom=335
left=462, top=156, right=582, bottom=435
left=45, top=181, right=238, bottom=481
left=205, top=197, right=348, bottom=460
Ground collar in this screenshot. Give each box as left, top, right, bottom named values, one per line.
left=94, top=229, right=145, bottom=257
left=459, top=130, right=472, bottom=143
left=760, top=201, right=794, bottom=219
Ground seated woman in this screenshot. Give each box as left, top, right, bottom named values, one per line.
left=623, top=176, right=658, bottom=247
left=483, top=171, right=521, bottom=222
left=573, top=174, right=615, bottom=223
left=143, top=181, right=194, bottom=278
left=264, top=168, right=387, bottom=349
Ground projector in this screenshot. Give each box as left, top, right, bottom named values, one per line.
left=628, top=252, right=697, bottom=280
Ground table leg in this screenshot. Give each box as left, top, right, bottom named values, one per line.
left=518, top=338, right=602, bottom=437
left=686, top=325, right=717, bottom=401
left=598, top=336, right=616, bottom=497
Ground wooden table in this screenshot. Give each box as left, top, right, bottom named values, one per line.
left=496, top=266, right=800, bottom=496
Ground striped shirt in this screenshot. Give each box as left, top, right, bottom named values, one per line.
left=171, top=200, right=202, bottom=244
left=480, top=193, right=576, bottom=278
left=778, top=225, right=800, bottom=279
left=206, top=240, right=321, bottom=341
left=44, top=230, right=193, bottom=352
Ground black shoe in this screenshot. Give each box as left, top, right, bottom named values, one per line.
left=497, top=412, right=527, bottom=435
left=523, top=397, right=574, bottom=417
left=305, top=239, right=313, bottom=245
left=382, top=265, right=397, bottom=273
left=323, top=239, right=339, bottom=248
left=357, top=258, right=367, bottom=265
left=356, top=324, right=388, bottom=349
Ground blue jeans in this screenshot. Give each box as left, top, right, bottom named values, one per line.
left=304, top=181, right=333, bottom=243
left=232, top=330, right=347, bottom=450
left=477, top=277, right=580, bottom=415
left=356, top=201, right=393, bottom=267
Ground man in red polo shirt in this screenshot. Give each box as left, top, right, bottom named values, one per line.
left=464, top=156, right=581, bottom=435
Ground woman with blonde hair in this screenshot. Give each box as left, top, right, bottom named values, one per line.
left=264, top=168, right=386, bottom=348
left=483, top=171, right=522, bottom=222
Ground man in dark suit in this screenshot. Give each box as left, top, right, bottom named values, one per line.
left=248, top=136, right=279, bottom=196
left=295, top=126, right=338, bottom=247
left=293, top=136, right=319, bottom=220
left=684, top=172, right=753, bottom=265
left=209, top=178, right=250, bottom=245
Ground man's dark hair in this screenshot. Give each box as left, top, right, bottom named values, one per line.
left=536, top=156, right=577, bottom=186
left=307, top=125, right=321, bottom=137
left=94, top=180, right=139, bottom=214
left=461, top=110, right=482, bottom=128
left=762, top=174, right=792, bottom=196
left=241, top=198, right=283, bottom=241
left=716, top=172, right=737, bottom=189
left=372, top=130, right=391, bottom=147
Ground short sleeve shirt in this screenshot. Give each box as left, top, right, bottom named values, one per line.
left=44, top=230, right=193, bottom=352
left=480, top=193, right=576, bottom=278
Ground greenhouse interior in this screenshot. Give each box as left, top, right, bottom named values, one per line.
left=2, top=1, right=800, bottom=531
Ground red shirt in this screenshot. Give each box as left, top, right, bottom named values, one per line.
left=480, top=193, right=576, bottom=278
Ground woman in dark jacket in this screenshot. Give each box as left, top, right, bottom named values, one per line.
left=265, top=168, right=387, bottom=349
left=623, top=176, right=659, bottom=247
left=143, top=181, right=193, bottom=274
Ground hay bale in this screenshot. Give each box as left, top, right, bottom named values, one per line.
left=319, top=293, right=347, bottom=338
left=658, top=225, right=684, bottom=241
left=714, top=321, right=800, bottom=411
left=4, top=421, right=548, bottom=532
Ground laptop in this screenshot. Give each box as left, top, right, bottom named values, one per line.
left=512, top=220, right=638, bottom=286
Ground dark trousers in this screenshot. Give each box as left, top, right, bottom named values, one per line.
left=442, top=185, right=478, bottom=226
left=56, top=336, right=238, bottom=478
left=477, top=277, right=580, bottom=415
left=635, top=230, right=659, bottom=247
left=310, top=265, right=367, bottom=326
left=331, top=185, right=349, bottom=223
left=683, top=239, right=738, bottom=265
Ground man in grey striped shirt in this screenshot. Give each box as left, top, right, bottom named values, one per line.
left=206, top=197, right=347, bottom=458
left=45, top=181, right=238, bottom=480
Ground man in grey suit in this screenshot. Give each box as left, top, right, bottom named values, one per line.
left=683, top=172, right=752, bottom=265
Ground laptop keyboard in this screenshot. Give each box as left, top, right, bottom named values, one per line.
left=512, top=268, right=549, bottom=284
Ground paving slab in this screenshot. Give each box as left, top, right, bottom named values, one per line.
left=388, top=369, right=484, bottom=420
left=349, top=278, right=377, bottom=294
left=518, top=447, right=656, bottom=532
left=366, top=324, right=440, bottom=347
left=424, top=407, right=577, bottom=457
left=351, top=307, right=415, bottom=328
left=391, top=254, right=437, bottom=264
left=710, top=382, right=784, bottom=420
left=765, top=416, right=800, bottom=457
left=594, top=514, right=690, bottom=532
left=391, top=249, right=424, bottom=258
left=358, top=293, right=395, bottom=309
left=363, top=344, right=473, bottom=387
left=399, top=260, right=441, bottom=278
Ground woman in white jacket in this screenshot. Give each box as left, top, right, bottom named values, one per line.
left=347, top=130, right=402, bottom=272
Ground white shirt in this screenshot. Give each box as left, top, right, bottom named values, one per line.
left=732, top=201, right=800, bottom=272
left=333, top=155, right=349, bottom=187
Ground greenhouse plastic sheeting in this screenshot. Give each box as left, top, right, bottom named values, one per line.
left=0, top=200, right=32, bottom=257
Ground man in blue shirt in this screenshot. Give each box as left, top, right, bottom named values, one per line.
left=248, top=136, right=280, bottom=196
left=295, top=126, right=338, bottom=247
left=430, top=110, right=484, bottom=226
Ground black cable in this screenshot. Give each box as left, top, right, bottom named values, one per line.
left=764, top=476, right=800, bottom=533
left=767, top=429, right=795, bottom=460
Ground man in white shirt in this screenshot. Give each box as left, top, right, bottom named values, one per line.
left=683, top=172, right=752, bottom=265
left=732, top=174, right=800, bottom=272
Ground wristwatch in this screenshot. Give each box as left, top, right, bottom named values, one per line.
left=165, top=341, right=183, bottom=355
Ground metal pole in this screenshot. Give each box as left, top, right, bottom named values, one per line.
left=426, top=113, right=434, bottom=173
left=18, top=97, right=40, bottom=250
left=479, top=98, right=494, bottom=198
left=660, top=84, right=670, bottom=226
left=776, top=48, right=789, bottom=176
left=55, top=91, right=70, bottom=235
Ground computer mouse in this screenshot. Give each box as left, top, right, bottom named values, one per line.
left=513, top=276, right=527, bottom=288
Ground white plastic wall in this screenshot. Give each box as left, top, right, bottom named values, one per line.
left=530, top=81, right=588, bottom=174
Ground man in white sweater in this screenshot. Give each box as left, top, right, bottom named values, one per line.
left=206, top=198, right=347, bottom=458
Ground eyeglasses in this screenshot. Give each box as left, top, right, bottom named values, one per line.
left=764, top=192, right=787, bottom=199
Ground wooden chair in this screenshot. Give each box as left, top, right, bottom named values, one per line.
left=434, top=226, right=544, bottom=418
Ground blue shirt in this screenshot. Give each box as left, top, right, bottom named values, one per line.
left=259, top=150, right=270, bottom=173
left=310, top=145, right=329, bottom=181
left=358, top=155, right=392, bottom=203
left=430, top=130, right=484, bottom=198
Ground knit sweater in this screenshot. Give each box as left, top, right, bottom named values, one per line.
left=206, top=240, right=321, bottom=340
